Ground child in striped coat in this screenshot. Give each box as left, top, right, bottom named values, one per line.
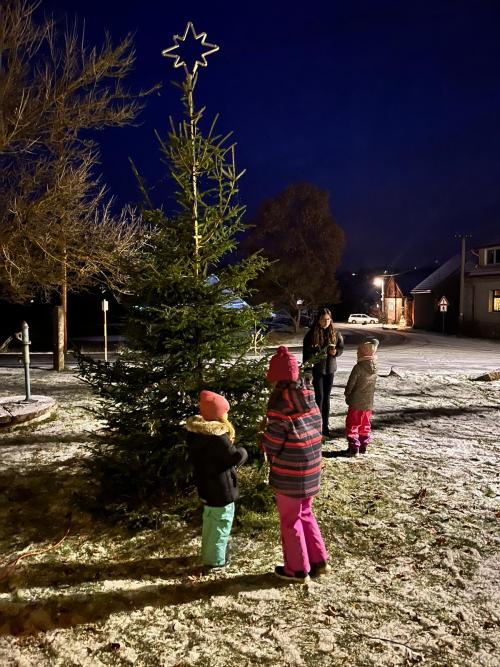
left=261, top=346, right=330, bottom=584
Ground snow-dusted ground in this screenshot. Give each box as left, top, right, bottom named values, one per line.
left=343, top=327, right=500, bottom=375
left=0, top=334, right=499, bottom=666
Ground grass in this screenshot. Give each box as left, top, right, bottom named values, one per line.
left=1, top=369, right=499, bottom=665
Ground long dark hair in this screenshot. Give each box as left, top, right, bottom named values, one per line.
left=311, top=307, right=337, bottom=348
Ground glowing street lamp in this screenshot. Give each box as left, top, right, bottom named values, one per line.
left=373, top=276, right=385, bottom=317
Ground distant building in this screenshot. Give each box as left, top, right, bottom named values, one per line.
left=379, top=269, right=433, bottom=325
left=411, top=256, right=466, bottom=333
left=463, top=242, right=500, bottom=338
left=382, top=275, right=404, bottom=324
left=410, top=242, right=500, bottom=339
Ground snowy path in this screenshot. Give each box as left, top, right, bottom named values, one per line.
left=0, top=338, right=499, bottom=666
left=284, top=326, right=500, bottom=376
left=370, top=329, right=500, bottom=375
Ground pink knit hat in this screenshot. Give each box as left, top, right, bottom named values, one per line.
left=199, top=390, right=230, bottom=421
left=267, top=345, right=299, bottom=382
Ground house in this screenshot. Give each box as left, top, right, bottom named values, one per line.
left=377, top=268, right=433, bottom=325
left=463, top=242, right=500, bottom=338
left=410, top=255, right=475, bottom=334
left=381, top=275, right=404, bottom=324
left=410, top=242, right=500, bottom=338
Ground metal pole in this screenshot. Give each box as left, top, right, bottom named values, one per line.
left=381, top=276, right=385, bottom=321
left=102, top=299, right=109, bottom=363
left=442, top=310, right=445, bottom=335
left=186, top=74, right=200, bottom=278
left=455, top=233, right=471, bottom=333
left=21, top=321, right=31, bottom=401
left=104, top=309, right=108, bottom=362
left=459, top=235, right=466, bottom=331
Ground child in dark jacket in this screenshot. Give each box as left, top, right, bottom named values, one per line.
left=261, top=346, right=330, bottom=584
left=344, top=339, right=379, bottom=457
left=185, top=390, right=248, bottom=569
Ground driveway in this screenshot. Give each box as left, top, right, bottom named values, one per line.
left=284, top=325, right=500, bottom=376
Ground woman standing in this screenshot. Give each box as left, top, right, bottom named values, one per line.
left=302, top=308, right=344, bottom=438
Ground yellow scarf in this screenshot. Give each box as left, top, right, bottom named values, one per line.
left=220, top=417, right=236, bottom=443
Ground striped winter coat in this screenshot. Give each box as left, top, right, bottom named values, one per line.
left=261, top=383, right=323, bottom=498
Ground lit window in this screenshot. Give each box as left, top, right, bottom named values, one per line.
left=491, top=289, right=500, bottom=312
left=486, top=248, right=500, bottom=264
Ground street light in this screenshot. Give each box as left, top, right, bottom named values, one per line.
left=373, top=276, right=385, bottom=319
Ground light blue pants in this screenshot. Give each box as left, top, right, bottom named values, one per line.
left=201, top=502, right=235, bottom=567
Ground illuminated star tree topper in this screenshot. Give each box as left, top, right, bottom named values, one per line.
left=160, top=22, right=220, bottom=275
left=161, top=22, right=219, bottom=76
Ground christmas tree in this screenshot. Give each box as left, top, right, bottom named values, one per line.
left=79, top=24, right=270, bottom=503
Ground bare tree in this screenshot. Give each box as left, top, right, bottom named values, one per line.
left=0, top=0, right=153, bottom=357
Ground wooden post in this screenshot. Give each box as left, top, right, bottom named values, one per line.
left=53, top=306, right=65, bottom=371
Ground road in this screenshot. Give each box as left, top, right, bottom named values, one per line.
left=349, top=326, right=499, bottom=375
left=0, top=351, right=113, bottom=370
left=285, top=324, right=500, bottom=376
left=0, top=326, right=499, bottom=376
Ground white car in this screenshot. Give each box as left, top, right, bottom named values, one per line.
left=348, top=313, right=379, bottom=324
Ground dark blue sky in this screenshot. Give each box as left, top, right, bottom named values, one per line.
left=42, top=0, right=500, bottom=269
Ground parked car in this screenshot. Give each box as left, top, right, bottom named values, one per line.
left=348, top=313, right=379, bottom=324
left=262, top=308, right=313, bottom=331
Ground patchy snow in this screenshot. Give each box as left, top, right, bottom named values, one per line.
left=0, top=350, right=499, bottom=666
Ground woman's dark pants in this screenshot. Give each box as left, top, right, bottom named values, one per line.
left=313, top=373, right=334, bottom=435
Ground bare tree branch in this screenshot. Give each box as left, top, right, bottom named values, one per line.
left=0, top=0, right=154, bottom=305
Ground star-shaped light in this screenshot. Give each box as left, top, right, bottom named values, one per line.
left=162, top=22, right=219, bottom=75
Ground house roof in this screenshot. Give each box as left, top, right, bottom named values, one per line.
left=475, top=241, right=500, bottom=250
left=392, top=268, right=436, bottom=296
left=411, top=254, right=474, bottom=294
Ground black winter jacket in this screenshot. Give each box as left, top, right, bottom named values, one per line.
left=302, top=328, right=345, bottom=376
left=185, top=416, right=248, bottom=507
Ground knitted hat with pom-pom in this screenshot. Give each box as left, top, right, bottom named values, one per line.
left=267, top=345, right=299, bottom=382
left=357, top=338, right=379, bottom=359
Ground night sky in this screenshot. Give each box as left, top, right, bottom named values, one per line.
left=40, top=0, right=500, bottom=270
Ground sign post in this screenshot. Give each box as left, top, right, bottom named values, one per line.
left=15, top=321, right=32, bottom=401
left=438, top=296, right=449, bottom=335
left=102, top=299, right=109, bottom=362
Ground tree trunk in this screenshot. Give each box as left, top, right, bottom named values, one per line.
left=61, top=271, right=68, bottom=352
left=53, top=306, right=65, bottom=371
left=291, top=305, right=301, bottom=333
left=53, top=246, right=68, bottom=370
left=61, top=243, right=68, bottom=351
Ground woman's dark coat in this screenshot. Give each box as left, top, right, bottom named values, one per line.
left=302, top=328, right=345, bottom=377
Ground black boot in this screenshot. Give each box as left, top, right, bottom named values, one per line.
left=346, top=438, right=360, bottom=457
left=359, top=436, right=371, bottom=454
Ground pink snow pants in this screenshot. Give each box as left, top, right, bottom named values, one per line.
left=346, top=408, right=372, bottom=446
left=275, top=493, right=329, bottom=575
